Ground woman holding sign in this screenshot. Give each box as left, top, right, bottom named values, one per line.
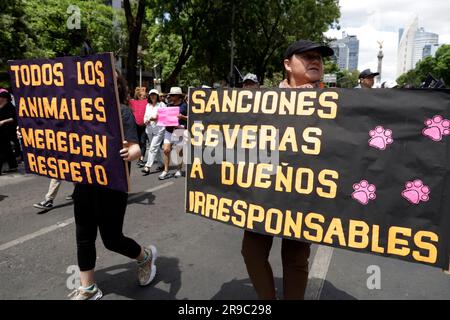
left=159, top=86, right=188, bottom=180
left=69, top=72, right=158, bottom=300
left=241, top=40, right=334, bottom=300
left=142, top=89, right=166, bottom=175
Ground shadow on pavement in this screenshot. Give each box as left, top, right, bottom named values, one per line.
left=211, top=278, right=259, bottom=300
left=308, top=278, right=357, bottom=300
left=0, top=195, right=8, bottom=201
left=127, top=192, right=156, bottom=206
left=211, top=277, right=356, bottom=300
left=95, top=256, right=183, bottom=300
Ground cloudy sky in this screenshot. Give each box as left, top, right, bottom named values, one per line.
left=324, top=0, right=450, bottom=82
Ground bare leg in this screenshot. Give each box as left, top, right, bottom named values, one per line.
left=79, top=270, right=95, bottom=287
left=177, top=147, right=183, bottom=171
left=163, top=143, right=171, bottom=172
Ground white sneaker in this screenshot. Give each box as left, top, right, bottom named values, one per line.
left=174, top=170, right=182, bottom=178
left=138, top=245, right=158, bottom=286
left=68, top=284, right=103, bottom=300
left=158, top=171, right=169, bottom=180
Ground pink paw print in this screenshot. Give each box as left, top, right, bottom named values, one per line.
left=352, top=180, right=376, bottom=205
left=368, top=126, right=393, bottom=150
left=401, top=180, right=430, bottom=205
left=422, top=115, right=450, bottom=142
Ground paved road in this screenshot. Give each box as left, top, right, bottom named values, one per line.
left=0, top=163, right=449, bottom=300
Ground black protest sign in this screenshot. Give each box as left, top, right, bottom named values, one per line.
left=8, top=53, right=129, bottom=192
left=186, top=88, right=450, bottom=269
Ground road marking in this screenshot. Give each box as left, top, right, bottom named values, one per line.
left=0, top=218, right=74, bottom=251
left=305, top=245, right=334, bottom=300
left=0, top=182, right=174, bottom=252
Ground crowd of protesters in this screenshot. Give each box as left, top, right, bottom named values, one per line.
left=2, top=37, right=449, bottom=301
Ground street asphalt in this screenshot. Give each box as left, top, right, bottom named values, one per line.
left=0, top=162, right=449, bottom=300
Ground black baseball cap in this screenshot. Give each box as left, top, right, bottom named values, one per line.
left=359, top=69, right=379, bottom=79
left=284, top=40, right=334, bottom=60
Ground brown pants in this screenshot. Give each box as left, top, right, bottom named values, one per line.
left=241, top=230, right=310, bottom=300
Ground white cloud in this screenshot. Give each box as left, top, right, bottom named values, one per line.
left=325, top=0, right=450, bottom=82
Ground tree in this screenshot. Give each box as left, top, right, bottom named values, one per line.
left=0, top=0, right=33, bottom=87
left=232, top=0, right=340, bottom=84
left=148, top=0, right=220, bottom=88
left=433, top=44, right=450, bottom=86
left=24, top=0, right=121, bottom=57
left=1, top=0, right=121, bottom=87
left=337, top=69, right=359, bottom=88
left=397, top=45, right=450, bottom=88
left=124, top=0, right=148, bottom=89
left=146, top=0, right=340, bottom=88
left=323, top=59, right=339, bottom=75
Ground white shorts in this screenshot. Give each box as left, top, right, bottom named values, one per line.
left=164, top=129, right=188, bottom=146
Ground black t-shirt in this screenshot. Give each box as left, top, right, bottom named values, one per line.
left=121, top=105, right=139, bottom=144
left=166, top=101, right=188, bottom=133
left=120, top=105, right=139, bottom=172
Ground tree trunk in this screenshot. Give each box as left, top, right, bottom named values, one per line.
left=126, top=30, right=139, bottom=89
left=123, top=0, right=146, bottom=90
left=164, top=43, right=193, bottom=88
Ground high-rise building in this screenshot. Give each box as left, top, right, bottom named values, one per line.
left=397, top=17, right=439, bottom=77
left=423, top=44, right=441, bottom=59
left=330, top=32, right=359, bottom=71
left=413, top=28, right=439, bottom=63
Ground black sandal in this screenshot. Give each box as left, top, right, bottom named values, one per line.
left=142, top=168, right=151, bottom=176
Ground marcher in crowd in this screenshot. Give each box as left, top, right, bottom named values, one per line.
left=242, top=40, right=334, bottom=300
left=142, top=89, right=166, bottom=175
left=242, top=73, right=260, bottom=89
left=356, top=69, right=379, bottom=89
left=132, top=87, right=149, bottom=168
left=159, top=87, right=188, bottom=180
left=0, top=89, right=18, bottom=175
left=68, top=71, right=157, bottom=300
left=33, top=179, right=74, bottom=210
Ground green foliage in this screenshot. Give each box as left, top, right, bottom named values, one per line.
left=233, top=0, right=340, bottom=84
left=0, top=0, right=33, bottom=87
left=1, top=0, right=124, bottom=87
left=145, top=0, right=340, bottom=88
left=23, top=0, right=122, bottom=57
left=337, top=69, right=359, bottom=88
left=323, top=59, right=340, bottom=75
left=396, top=45, right=450, bottom=88
left=2, top=0, right=341, bottom=89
